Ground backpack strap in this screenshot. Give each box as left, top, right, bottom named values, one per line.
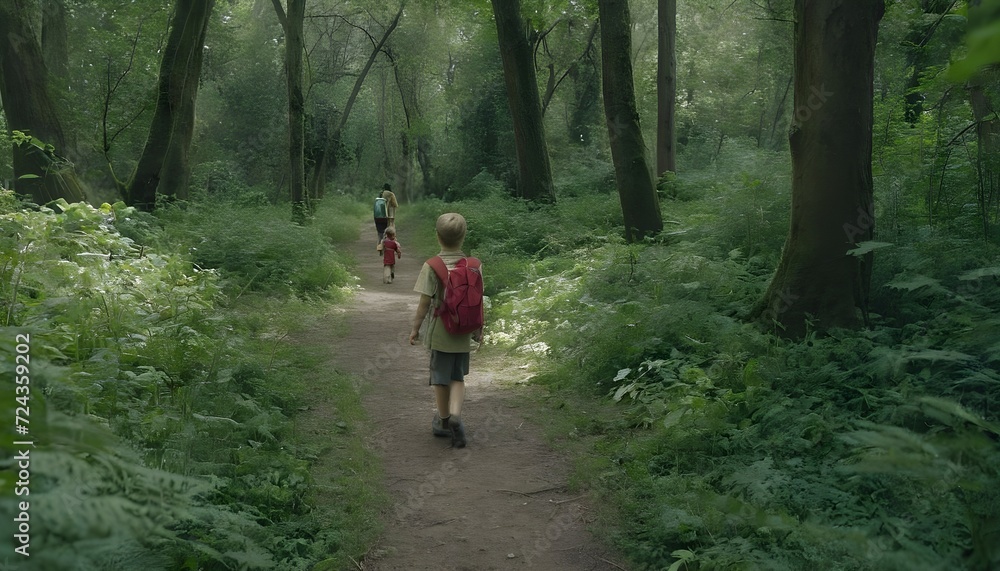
left=427, top=256, right=449, bottom=295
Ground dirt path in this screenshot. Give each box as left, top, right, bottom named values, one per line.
left=323, top=221, right=626, bottom=571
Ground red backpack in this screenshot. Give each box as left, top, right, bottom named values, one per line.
left=427, top=256, right=484, bottom=335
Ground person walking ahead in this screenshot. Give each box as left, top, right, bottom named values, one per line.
left=372, top=183, right=397, bottom=244
left=409, top=213, right=483, bottom=448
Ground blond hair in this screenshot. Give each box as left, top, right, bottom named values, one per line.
left=381, top=183, right=398, bottom=208
left=381, top=190, right=398, bottom=209
left=435, top=213, right=467, bottom=248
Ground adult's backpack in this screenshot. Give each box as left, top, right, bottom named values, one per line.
left=427, top=256, right=484, bottom=335
left=373, top=196, right=388, bottom=218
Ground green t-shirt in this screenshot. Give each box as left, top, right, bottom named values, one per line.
left=413, top=249, right=475, bottom=353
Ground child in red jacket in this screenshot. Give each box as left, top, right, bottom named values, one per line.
left=381, top=227, right=401, bottom=283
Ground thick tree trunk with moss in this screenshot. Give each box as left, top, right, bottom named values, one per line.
left=656, top=0, right=677, bottom=176
left=755, top=0, right=884, bottom=337
left=491, top=0, right=556, bottom=203
left=0, top=0, right=85, bottom=205
left=159, top=0, right=214, bottom=201
left=599, top=0, right=663, bottom=241
left=126, top=0, right=214, bottom=210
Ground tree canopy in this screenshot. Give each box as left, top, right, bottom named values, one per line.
left=2, top=1, right=1000, bottom=569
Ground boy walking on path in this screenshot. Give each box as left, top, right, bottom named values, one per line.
left=381, top=227, right=401, bottom=284
left=409, top=213, right=483, bottom=448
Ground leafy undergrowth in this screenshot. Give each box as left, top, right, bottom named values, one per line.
left=421, top=166, right=1000, bottom=570
left=0, top=192, right=379, bottom=570
left=152, top=196, right=365, bottom=300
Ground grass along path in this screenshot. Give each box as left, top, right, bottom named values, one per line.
left=308, top=219, right=626, bottom=570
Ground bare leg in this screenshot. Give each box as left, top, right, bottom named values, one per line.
left=448, top=381, right=465, bottom=418
left=448, top=381, right=467, bottom=447
left=434, top=385, right=450, bottom=419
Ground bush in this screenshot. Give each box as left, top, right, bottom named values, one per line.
left=0, top=199, right=380, bottom=570
left=156, top=200, right=358, bottom=298
left=444, top=168, right=510, bottom=202
left=189, top=160, right=273, bottom=205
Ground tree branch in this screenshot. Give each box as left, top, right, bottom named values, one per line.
left=542, top=19, right=599, bottom=115
left=335, top=4, right=404, bottom=135
left=102, top=14, right=153, bottom=191
left=271, top=0, right=288, bottom=31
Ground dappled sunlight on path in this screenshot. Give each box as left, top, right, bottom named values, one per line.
left=327, top=221, right=626, bottom=571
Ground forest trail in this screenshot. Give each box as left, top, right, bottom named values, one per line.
left=315, top=220, right=626, bottom=570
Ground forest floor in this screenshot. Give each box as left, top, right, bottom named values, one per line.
left=301, top=221, right=627, bottom=571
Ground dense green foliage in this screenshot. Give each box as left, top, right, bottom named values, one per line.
left=0, top=192, right=381, bottom=569
left=396, top=132, right=1000, bottom=569
left=2, top=0, right=999, bottom=568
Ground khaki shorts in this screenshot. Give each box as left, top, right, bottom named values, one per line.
left=429, top=350, right=470, bottom=385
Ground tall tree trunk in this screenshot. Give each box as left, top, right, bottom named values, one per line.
left=41, top=0, right=73, bottom=157
left=754, top=0, right=885, bottom=337
left=307, top=114, right=331, bottom=201
left=388, top=46, right=434, bottom=201
left=126, top=0, right=213, bottom=210
left=569, top=57, right=601, bottom=146
left=969, top=80, right=999, bottom=240
left=415, top=135, right=433, bottom=199
left=966, top=0, right=1000, bottom=240
left=41, top=0, right=68, bottom=79
left=273, top=0, right=306, bottom=222
left=159, top=0, right=214, bottom=201
left=491, top=0, right=556, bottom=203
left=0, top=0, right=85, bottom=205
left=656, top=0, right=677, bottom=176
left=767, top=75, right=793, bottom=150
left=599, top=0, right=663, bottom=241
left=389, top=63, right=414, bottom=202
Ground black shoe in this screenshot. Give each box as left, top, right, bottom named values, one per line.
left=450, top=417, right=466, bottom=448
left=432, top=414, right=450, bottom=437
